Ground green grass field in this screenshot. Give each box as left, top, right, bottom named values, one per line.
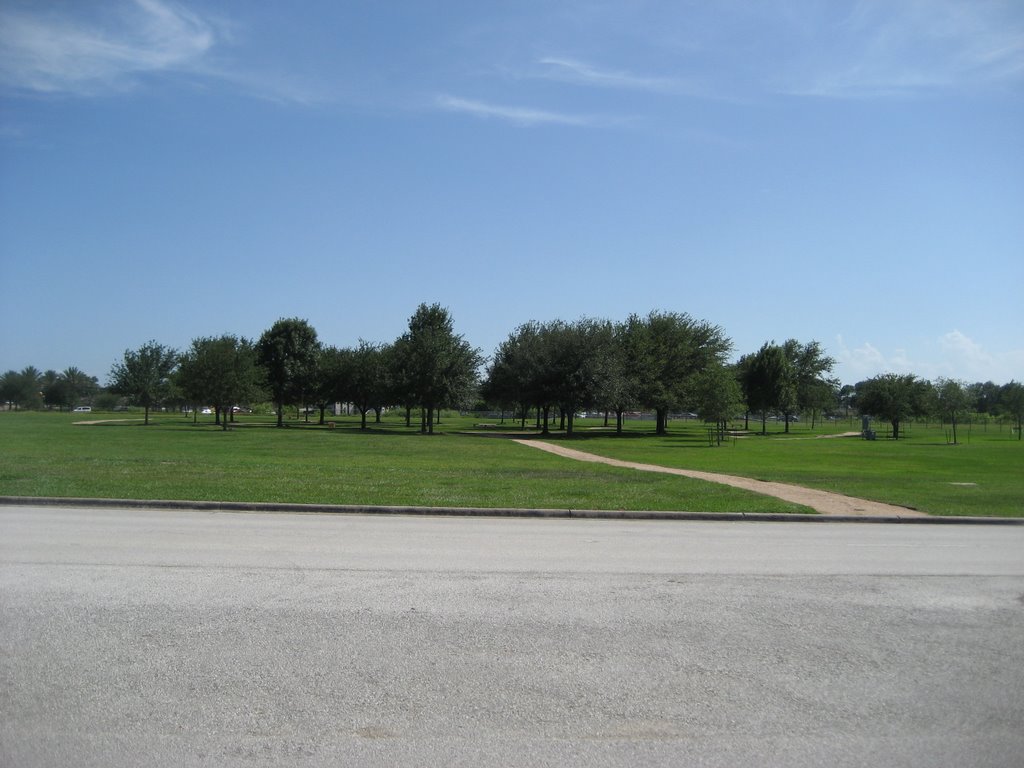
left=1, top=410, right=1020, bottom=516
left=551, top=416, right=1023, bottom=517
left=0, top=411, right=808, bottom=514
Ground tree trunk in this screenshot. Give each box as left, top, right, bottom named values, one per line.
left=276, top=403, right=284, bottom=428
left=656, top=408, right=668, bottom=435
left=541, top=406, right=550, bottom=435
left=892, top=419, right=900, bottom=440
left=616, top=409, right=624, bottom=435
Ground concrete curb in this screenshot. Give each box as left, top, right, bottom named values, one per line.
left=1, top=496, right=1021, bottom=525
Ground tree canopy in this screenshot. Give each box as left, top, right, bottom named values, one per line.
left=932, top=377, right=971, bottom=444
left=630, top=311, right=732, bottom=435
left=256, top=318, right=320, bottom=428
left=392, top=304, right=482, bottom=434
left=737, top=342, right=789, bottom=434
left=998, top=381, right=1024, bottom=440
left=854, top=373, right=930, bottom=440
left=177, top=335, right=261, bottom=430
left=108, top=341, right=178, bottom=425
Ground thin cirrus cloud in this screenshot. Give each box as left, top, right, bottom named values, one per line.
left=536, top=57, right=684, bottom=94
left=0, top=0, right=213, bottom=95
left=0, top=0, right=321, bottom=104
left=434, top=94, right=595, bottom=126
left=780, top=1, right=1024, bottom=97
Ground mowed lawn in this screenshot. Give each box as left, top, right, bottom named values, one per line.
left=0, top=412, right=809, bottom=514
left=1, top=412, right=1020, bottom=516
left=552, top=417, right=1023, bottom=517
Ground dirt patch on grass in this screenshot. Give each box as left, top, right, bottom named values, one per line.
left=73, top=418, right=147, bottom=425
left=515, top=439, right=926, bottom=517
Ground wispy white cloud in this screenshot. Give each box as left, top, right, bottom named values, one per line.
left=784, top=1, right=1024, bottom=98
left=435, top=94, right=594, bottom=126
left=537, top=57, right=683, bottom=94
left=0, top=0, right=322, bottom=104
left=0, top=0, right=213, bottom=95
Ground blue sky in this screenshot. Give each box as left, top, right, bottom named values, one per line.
left=1, top=0, right=1022, bottom=386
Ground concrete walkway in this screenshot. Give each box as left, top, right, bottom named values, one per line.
left=514, top=439, right=927, bottom=517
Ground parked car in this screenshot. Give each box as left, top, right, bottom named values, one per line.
left=72, top=406, right=92, bottom=413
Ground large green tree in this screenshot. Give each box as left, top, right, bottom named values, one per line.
left=482, top=321, right=544, bottom=428
left=392, top=304, right=481, bottom=434
left=256, top=318, right=320, bottom=428
left=334, top=341, right=392, bottom=430
left=780, top=339, right=836, bottom=432
left=177, top=335, right=261, bottom=430
left=692, top=363, right=743, bottom=445
left=968, top=380, right=1002, bottom=415
left=632, top=311, right=732, bottom=435
left=537, top=318, right=613, bottom=435
left=1, top=366, right=43, bottom=410
left=933, top=377, right=971, bottom=445
left=108, top=341, right=179, bottom=425
left=595, top=319, right=643, bottom=435
left=738, top=342, right=789, bottom=434
left=853, top=373, right=930, bottom=440
left=44, top=366, right=98, bottom=411
left=310, top=345, right=346, bottom=425
left=998, top=381, right=1024, bottom=440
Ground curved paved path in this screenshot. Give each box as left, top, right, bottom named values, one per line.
left=514, top=439, right=926, bottom=517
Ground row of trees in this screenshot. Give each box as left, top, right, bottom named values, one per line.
left=851, top=374, right=1024, bottom=442
left=483, top=312, right=733, bottom=436
left=736, top=340, right=837, bottom=434
left=104, top=303, right=481, bottom=432
left=0, top=366, right=99, bottom=412
left=480, top=321, right=1024, bottom=443
left=5, top=304, right=1023, bottom=441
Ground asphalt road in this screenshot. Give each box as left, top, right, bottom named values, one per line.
left=2, top=505, right=1023, bottom=767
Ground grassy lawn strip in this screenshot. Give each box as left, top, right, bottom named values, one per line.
left=0, top=413, right=809, bottom=514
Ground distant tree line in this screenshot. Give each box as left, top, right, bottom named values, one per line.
left=0, top=366, right=100, bottom=412
left=3, top=304, right=1022, bottom=441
